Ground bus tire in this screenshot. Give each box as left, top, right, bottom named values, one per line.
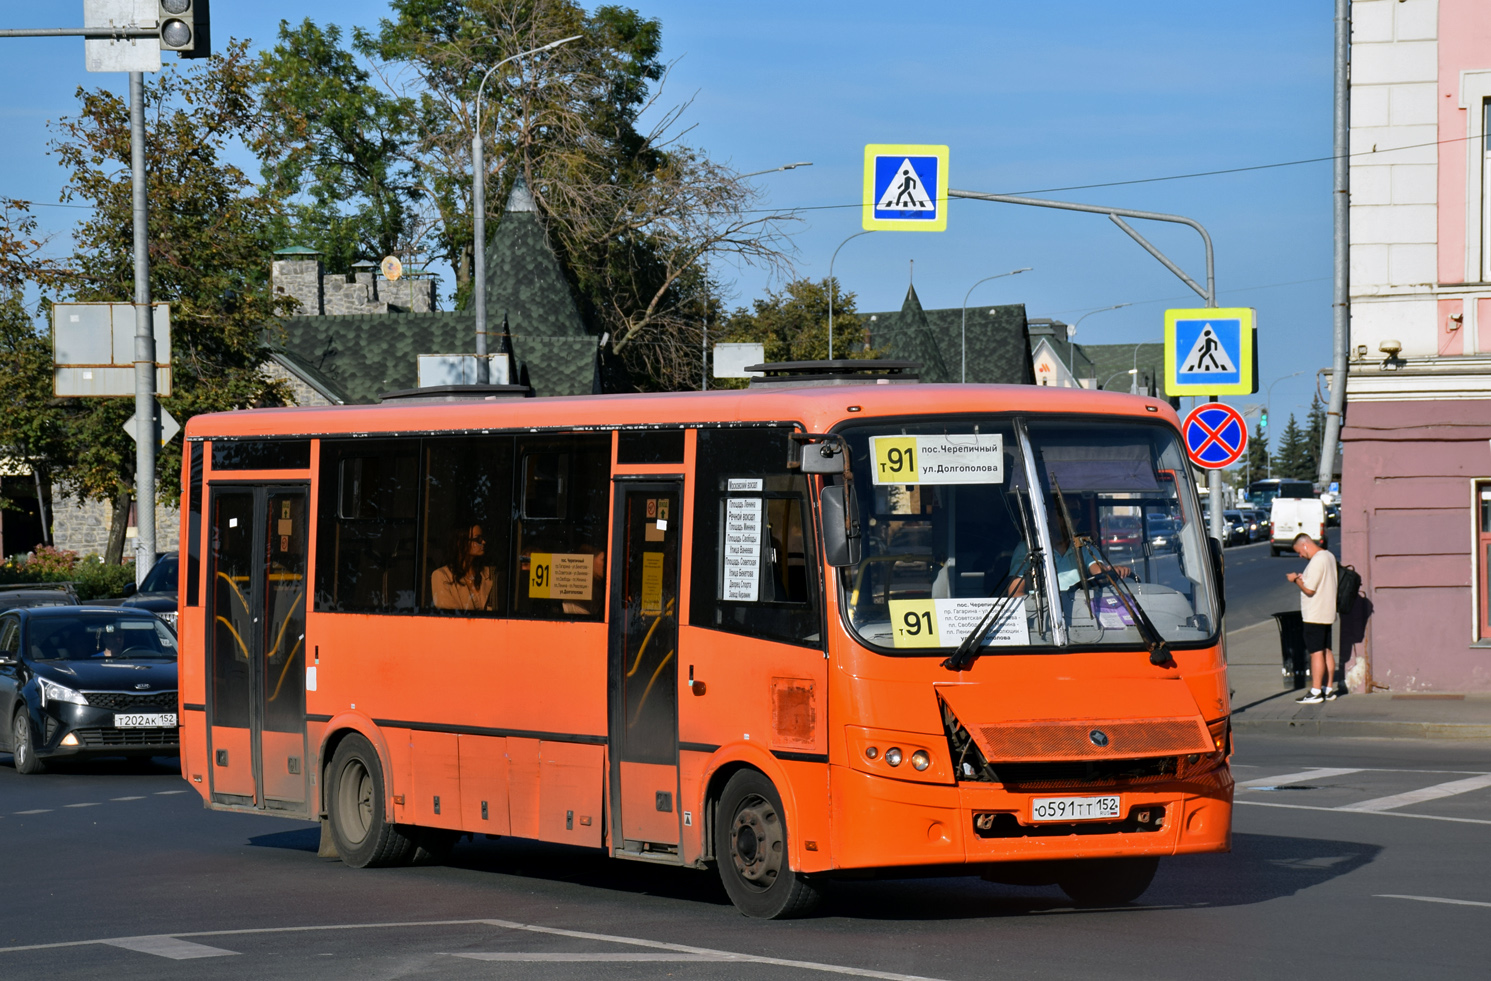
left=1055, top=856, right=1159, bottom=906
left=12, top=707, right=44, bottom=775
left=714, top=769, right=821, bottom=919
left=327, top=734, right=413, bottom=868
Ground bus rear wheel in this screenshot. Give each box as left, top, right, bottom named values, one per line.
left=714, top=770, right=820, bottom=919
left=1055, top=856, right=1159, bottom=906
left=326, top=734, right=413, bottom=868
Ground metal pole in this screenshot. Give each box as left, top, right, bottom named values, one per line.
left=1317, top=0, right=1350, bottom=492
left=960, top=268, right=1031, bottom=383
left=1068, top=303, right=1130, bottom=379
left=828, top=230, right=874, bottom=360
left=130, top=72, right=155, bottom=584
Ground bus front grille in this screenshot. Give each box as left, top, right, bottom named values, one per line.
left=986, top=756, right=1178, bottom=791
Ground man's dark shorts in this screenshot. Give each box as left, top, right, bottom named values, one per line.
left=1303, top=621, right=1332, bottom=652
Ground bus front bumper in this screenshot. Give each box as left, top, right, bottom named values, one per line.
left=828, top=764, right=1232, bottom=870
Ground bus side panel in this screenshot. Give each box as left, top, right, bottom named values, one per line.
left=677, top=627, right=827, bottom=756
left=458, top=734, right=511, bottom=835
left=210, top=725, right=255, bottom=799
left=178, top=608, right=209, bottom=795
left=538, top=742, right=604, bottom=849
left=506, top=736, right=542, bottom=839
left=410, top=729, right=463, bottom=829
left=181, top=708, right=209, bottom=795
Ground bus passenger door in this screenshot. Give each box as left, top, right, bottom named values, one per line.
left=206, top=485, right=309, bottom=813
left=609, top=483, right=682, bottom=852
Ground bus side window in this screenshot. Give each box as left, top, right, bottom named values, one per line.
left=691, top=427, right=821, bottom=648
left=421, top=436, right=515, bottom=615
left=316, top=441, right=420, bottom=613
left=513, top=434, right=610, bottom=619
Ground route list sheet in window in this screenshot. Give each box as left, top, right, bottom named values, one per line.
left=724, top=496, right=764, bottom=601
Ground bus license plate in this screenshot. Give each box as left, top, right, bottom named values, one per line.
left=114, top=713, right=177, bottom=729
left=1031, top=795, right=1121, bottom=822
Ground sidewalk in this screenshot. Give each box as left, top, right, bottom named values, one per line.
left=1225, top=617, right=1491, bottom=739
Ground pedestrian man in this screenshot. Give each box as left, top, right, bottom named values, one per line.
left=1286, top=532, right=1338, bottom=703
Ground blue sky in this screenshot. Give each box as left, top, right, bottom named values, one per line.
left=0, top=1, right=1336, bottom=433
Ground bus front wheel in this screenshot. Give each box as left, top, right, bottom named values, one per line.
left=326, top=734, right=414, bottom=868
left=1055, top=856, right=1159, bottom=906
left=714, top=770, right=821, bottom=919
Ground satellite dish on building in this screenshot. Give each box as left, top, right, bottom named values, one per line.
left=381, top=256, right=403, bottom=281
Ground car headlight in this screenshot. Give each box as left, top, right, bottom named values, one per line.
left=39, top=678, right=88, bottom=707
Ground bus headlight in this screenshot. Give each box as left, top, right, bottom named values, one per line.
left=911, top=750, right=931, bottom=771
left=884, top=747, right=903, bottom=767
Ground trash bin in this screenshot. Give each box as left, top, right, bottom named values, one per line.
left=1272, top=610, right=1306, bottom=689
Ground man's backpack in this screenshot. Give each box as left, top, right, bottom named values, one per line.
left=1336, top=562, right=1362, bottom=616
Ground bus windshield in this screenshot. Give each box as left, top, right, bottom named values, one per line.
left=838, top=417, right=1218, bottom=654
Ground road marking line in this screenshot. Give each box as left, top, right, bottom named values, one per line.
left=1239, top=767, right=1361, bottom=789
left=12, top=809, right=51, bottom=815
left=1236, top=800, right=1491, bottom=825
left=1376, top=894, right=1491, bottom=909
left=0, top=918, right=953, bottom=980
left=454, top=953, right=726, bottom=962
left=1337, top=773, right=1491, bottom=813
left=477, top=917, right=950, bottom=981
left=102, top=937, right=238, bottom=960
left=154, top=790, right=188, bottom=795
left=111, top=796, right=146, bottom=801
left=64, top=803, right=100, bottom=808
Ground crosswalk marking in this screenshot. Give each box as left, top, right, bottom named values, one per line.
left=13, top=809, right=51, bottom=815
left=64, top=802, right=100, bottom=808
left=1337, top=773, right=1491, bottom=813
left=1236, top=800, right=1491, bottom=825
left=1240, top=767, right=1361, bottom=789
left=102, top=937, right=238, bottom=960
left=110, top=796, right=146, bottom=801
left=1377, top=894, right=1491, bottom=909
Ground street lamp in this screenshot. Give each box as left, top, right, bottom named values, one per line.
left=1067, top=302, right=1131, bottom=380
left=472, top=34, right=581, bottom=384
left=960, top=268, right=1032, bottom=382
left=1263, top=370, right=1306, bottom=477
left=828, top=230, right=875, bottom=360
left=702, top=162, right=814, bottom=389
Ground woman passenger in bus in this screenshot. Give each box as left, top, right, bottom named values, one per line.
left=431, top=523, right=498, bottom=611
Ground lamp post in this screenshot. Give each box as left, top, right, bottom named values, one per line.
left=1264, top=370, right=1306, bottom=478
left=960, top=267, right=1032, bottom=382
left=828, top=230, right=875, bottom=360
left=1067, top=302, right=1131, bottom=380
left=702, top=162, right=813, bottom=389
left=472, top=35, right=581, bottom=384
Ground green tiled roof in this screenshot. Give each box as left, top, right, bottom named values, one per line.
left=479, top=179, right=591, bottom=341
left=863, top=285, right=1032, bottom=384
left=1082, top=342, right=1166, bottom=394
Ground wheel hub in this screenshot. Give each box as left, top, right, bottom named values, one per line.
left=730, top=795, right=783, bottom=886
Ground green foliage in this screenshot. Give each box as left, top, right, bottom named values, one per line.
left=715, top=278, right=880, bottom=388
left=48, top=42, right=291, bottom=512
left=1271, top=413, right=1313, bottom=480
left=1304, top=394, right=1326, bottom=480
left=1246, top=431, right=1269, bottom=483
left=0, top=547, right=136, bottom=600
left=257, top=19, right=422, bottom=270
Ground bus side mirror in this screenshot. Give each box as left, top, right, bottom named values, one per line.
left=820, top=483, right=861, bottom=567
left=1208, top=536, right=1226, bottom=619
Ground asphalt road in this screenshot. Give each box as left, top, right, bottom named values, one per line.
left=2, top=732, right=1488, bottom=981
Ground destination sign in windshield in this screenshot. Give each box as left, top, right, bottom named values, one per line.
left=870, top=434, right=1003, bottom=485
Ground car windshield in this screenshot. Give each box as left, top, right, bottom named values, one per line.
left=27, top=615, right=177, bottom=660
left=139, top=554, right=178, bottom=594
left=837, top=416, right=1218, bottom=653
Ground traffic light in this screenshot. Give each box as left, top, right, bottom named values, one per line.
left=1259, top=408, right=1268, bottom=435
left=158, top=0, right=211, bottom=59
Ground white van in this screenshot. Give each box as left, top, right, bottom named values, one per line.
left=1269, top=497, right=1327, bottom=556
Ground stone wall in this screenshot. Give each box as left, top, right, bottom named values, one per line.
left=273, top=258, right=435, bottom=317
left=264, top=360, right=336, bottom=407
left=50, top=488, right=181, bottom=560
left=272, top=258, right=323, bottom=316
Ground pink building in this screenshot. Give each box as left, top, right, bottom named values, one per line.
left=1343, top=0, right=1491, bottom=691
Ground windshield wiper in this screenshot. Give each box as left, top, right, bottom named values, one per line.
left=1050, top=478, right=1174, bottom=667
left=942, top=488, right=1038, bottom=671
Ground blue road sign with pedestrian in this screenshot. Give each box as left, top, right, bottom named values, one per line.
left=862, top=144, right=949, bottom=231
left=1164, top=307, right=1256, bottom=396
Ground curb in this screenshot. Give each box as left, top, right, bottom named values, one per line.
left=1233, top=718, right=1491, bottom=740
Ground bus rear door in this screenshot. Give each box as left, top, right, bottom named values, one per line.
left=205, top=484, right=310, bottom=813
left=608, top=481, right=683, bottom=854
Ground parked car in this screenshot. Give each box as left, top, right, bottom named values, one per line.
left=0, top=606, right=179, bottom=774
left=1270, top=497, right=1327, bottom=556
left=0, top=583, right=79, bottom=612
left=1222, top=510, right=1250, bottom=547
left=119, top=551, right=179, bottom=628
left=1147, top=515, right=1179, bottom=553
left=1101, top=516, right=1143, bottom=555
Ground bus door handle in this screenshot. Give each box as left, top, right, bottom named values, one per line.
left=688, top=665, right=706, bottom=696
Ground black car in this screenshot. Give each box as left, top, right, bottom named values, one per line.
left=0, top=582, right=79, bottom=612
left=119, top=551, right=179, bottom=628
left=0, top=607, right=179, bottom=774
left=1221, top=510, right=1250, bottom=546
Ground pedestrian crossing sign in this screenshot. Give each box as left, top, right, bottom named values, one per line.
left=1164, top=307, right=1257, bottom=396
left=863, top=144, right=949, bottom=231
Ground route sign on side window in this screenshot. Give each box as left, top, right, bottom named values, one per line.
left=862, top=144, right=949, bottom=232
left=1164, top=307, right=1257, bottom=396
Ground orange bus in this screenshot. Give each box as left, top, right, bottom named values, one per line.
left=177, top=366, right=1232, bottom=917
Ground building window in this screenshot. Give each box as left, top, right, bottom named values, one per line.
left=1479, top=484, right=1491, bottom=640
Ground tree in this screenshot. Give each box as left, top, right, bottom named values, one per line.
left=352, top=0, right=797, bottom=389
left=1246, top=431, right=1269, bottom=485
left=715, top=278, right=879, bottom=387
left=48, top=44, right=291, bottom=561
left=256, top=19, right=423, bottom=272
left=1304, top=393, right=1326, bottom=480
left=1271, top=413, right=1311, bottom=480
